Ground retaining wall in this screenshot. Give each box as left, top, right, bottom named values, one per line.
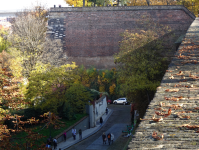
left=56, top=116, right=89, bottom=143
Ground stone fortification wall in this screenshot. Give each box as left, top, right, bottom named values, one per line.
left=48, top=6, right=195, bottom=69
left=128, top=18, right=199, bottom=149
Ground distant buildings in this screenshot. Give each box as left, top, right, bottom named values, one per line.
left=0, top=11, right=16, bottom=29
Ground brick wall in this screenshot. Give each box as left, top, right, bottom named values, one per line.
left=48, top=5, right=195, bottom=68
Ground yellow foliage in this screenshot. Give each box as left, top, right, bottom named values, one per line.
left=64, top=0, right=92, bottom=7
left=109, top=83, right=116, bottom=95
left=8, top=49, right=23, bottom=78
left=99, top=85, right=105, bottom=92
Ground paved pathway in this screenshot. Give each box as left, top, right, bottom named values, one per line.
left=55, top=108, right=113, bottom=150
left=86, top=123, right=126, bottom=150
left=66, top=105, right=131, bottom=150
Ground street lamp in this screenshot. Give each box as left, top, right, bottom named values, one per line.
left=49, top=112, right=51, bottom=138
left=192, top=0, right=194, bottom=13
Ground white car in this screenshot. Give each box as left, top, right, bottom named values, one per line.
left=113, top=98, right=128, bottom=105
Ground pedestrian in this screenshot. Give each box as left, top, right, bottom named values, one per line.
left=63, top=131, right=66, bottom=142
left=79, top=129, right=82, bottom=140
left=72, top=127, right=76, bottom=140
left=107, top=133, right=111, bottom=145
left=106, top=107, right=108, bottom=115
left=47, top=137, right=51, bottom=148
left=53, top=138, right=57, bottom=149
left=100, top=117, right=103, bottom=126
left=111, top=133, right=114, bottom=144
left=102, top=132, right=106, bottom=144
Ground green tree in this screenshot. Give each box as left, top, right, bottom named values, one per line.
left=114, top=17, right=171, bottom=117
left=65, top=84, right=92, bottom=114
left=25, top=62, right=78, bottom=113
left=0, top=29, right=9, bottom=52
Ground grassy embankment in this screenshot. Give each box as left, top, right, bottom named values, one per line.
left=11, top=113, right=87, bottom=148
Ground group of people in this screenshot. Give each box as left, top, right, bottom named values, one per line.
left=102, top=132, right=114, bottom=145
left=71, top=127, right=82, bottom=140
left=46, top=136, right=58, bottom=149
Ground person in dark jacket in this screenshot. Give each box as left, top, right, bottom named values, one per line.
left=100, top=117, right=103, bottom=126
left=102, top=132, right=106, bottom=144
left=53, top=138, right=57, bottom=149
left=106, top=107, right=108, bottom=115
left=107, top=133, right=111, bottom=145
left=63, top=131, right=66, bottom=141
left=79, top=129, right=82, bottom=140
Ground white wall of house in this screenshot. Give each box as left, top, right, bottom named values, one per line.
left=95, top=96, right=107, bottom=122
left=89, top=95, right=107, bottom=128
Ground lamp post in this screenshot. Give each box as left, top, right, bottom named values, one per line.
left=49, top=112, right=51, bottom=138
left=192, top=0, right=194, bottom=13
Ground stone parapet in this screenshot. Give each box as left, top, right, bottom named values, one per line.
left=50, top=5, right=195, bottom=19
left=128, top=18, right=199, bottom=149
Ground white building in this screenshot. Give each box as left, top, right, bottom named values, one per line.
left=88, top=95, right=107, bottom=128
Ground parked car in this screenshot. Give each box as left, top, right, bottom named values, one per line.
left=113, top=98, right=129, bottom=105
left=107, top=99, right=112, bottom=104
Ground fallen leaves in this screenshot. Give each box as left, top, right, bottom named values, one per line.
left=154, top=107, right=166, bottom=111
left=180, top=123, right=199, bottom=132
left=154, top=108, right=172, bottom=118
left=165, top=88, right=179, bottom=92
left=176, top=71, right=184, bottom=75
left=152, top=131, right=164, bottom=140
left=175, top=111, right=191, bottom=120
left=164, top=96, right=183, bottom=102
left=140, top=115, right=163, bottom=122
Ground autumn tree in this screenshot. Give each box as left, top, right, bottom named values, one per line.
left=75, top=66, right=119, bottom=100
left=0, top=51, right=32, bottom=141
left=9, top=5, right=65, bottom=78
left=65, top=0, right=113, bottom=7
left=65, top=0, right=92, bottom=6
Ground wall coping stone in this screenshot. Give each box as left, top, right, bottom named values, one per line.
left=50, top=5, right=195, bottom=20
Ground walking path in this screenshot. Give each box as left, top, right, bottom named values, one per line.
left=86, top=123, right=126, bottom=150
left=55, top=109, right=113, bottom=150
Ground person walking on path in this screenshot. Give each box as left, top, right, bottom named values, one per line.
left=63, top=131, right=66, bottom=142
left=107, top=133, right=111, bottom=145
left=79, top=129, right=82, bottom=140
left=72, top=127, right=76, bottom=140
left=47, top=137, right=52, bottom=148
left=102, top=132, right=106, bottom=144
left=106, top=107, right=108, bottom=115
left=111, top=133, right=114, bottom=144
left=53, top=138, right=57, bottom=149
left=100, top=117, right=103, bottom=126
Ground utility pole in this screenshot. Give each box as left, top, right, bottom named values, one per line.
left=83, top=0, right=85, bottom=7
